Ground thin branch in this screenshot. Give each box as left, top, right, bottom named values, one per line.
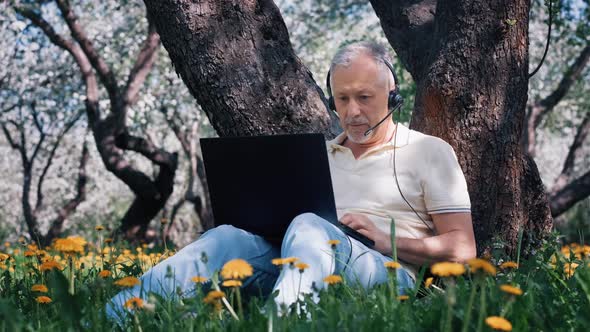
left=55, top=0, right=119, bottom=101
left=1, top=123, right=21, bottom=150
left=551, top=111, right=590, bottom=193
left=123, top=20, right=160, bottom=107
left=43, top=138, right=89, bottom=245
left=35, top=110, right=84, bottom=212
left=1, top=103, right=19, bottom=114
left=528, top=0, right=553, bottom=78
left=549, top=170, right=590, bottom=217
left=536, top=44, right=590, bottom=126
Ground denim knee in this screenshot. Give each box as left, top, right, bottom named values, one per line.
left=287, top=212, right=325, bottom=233
left=202, top=224, right=250, bottom=243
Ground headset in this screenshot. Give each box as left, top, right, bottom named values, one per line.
left=326, top=59, right=435, bottom=271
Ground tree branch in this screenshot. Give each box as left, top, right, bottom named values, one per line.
left=55, top=0, right=119, bottom=101
left=537, top=44, right=590, bottom=117
left=123, top=20, right=160, bottom=107
left=1, top=122, right=21, bottom=150
left=43, top=139, right=89, bottom=245
left=524, top=44, right=590, bottom=156
left=16, top=5, right=100, bottom=124
left=114, top=132, right=176, bottom=167
left=549, top=170, right=590, bottom=217
left=550, top=111, right=590, bottom=193
left=35, top=110, right=84, bottom=213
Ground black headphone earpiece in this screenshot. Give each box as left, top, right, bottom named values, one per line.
left=326, top=59, right=403, bottom=114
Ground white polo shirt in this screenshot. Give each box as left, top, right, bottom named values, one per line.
left=326, top=124, right=471, bottom=277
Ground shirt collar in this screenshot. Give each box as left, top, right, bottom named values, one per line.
left=327, top=123, right=411, bottom=153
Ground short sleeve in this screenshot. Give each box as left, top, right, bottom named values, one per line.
left=422, top=139, right=471, bottom=214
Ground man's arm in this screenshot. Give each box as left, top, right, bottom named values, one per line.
left=340, top=212, right=477, bottom=265
left=394, top=213, right=476, bottom=265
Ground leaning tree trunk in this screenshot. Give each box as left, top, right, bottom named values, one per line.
left=369, top=0, right=553, bottom=254
left=143, top=0, right=340, bottom=138
left=143, top=0, right=553, bottom=254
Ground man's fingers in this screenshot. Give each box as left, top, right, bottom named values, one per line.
left=357, top=228, right=373, bottom=240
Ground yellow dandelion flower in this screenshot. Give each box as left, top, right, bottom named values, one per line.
left=222, top=279, right=242, bottom=287
left=271, top=258, right=285, bottom=266
left=95, top=225, right=105, bottom=231
left=104, top=238, right=113, bottom=244
left=221, top=259, right=253, bottom=280
left=0, top=253, right=10, bottom=262
left=53, top=237, right=85, bottom=254
left=31, top=284, right=48, bottom=293
left=114, top=276, right=141, bottom=287
left=282, top=257, right=298, bottom=265
left=3, top=242, right=10, bottom=248
left=327, top=239, right=340, bottom=246
left=39, top=260, right=63, bottom=272
left=0, top=263, right=7, bottom=270
left=124, top=297, right=144, bottom=310
left=296, top=262, right=309, bottom=272
left=564, top=262, right=579, bottom=278
left=500, top=284, right=523, bottom=296
left=203, top=290, right=225, bottom=304
left=98, top=270, right=112, bottom=278
left=485, top=316, right=512, bottom=331
left=500, top=261, right=519, bottom=269
left=191, top=276, right=208, bottom=283
left=467, top=258, right=496, bottom=276
left=431, top=262, right=466, bottom=277
left=384, top=261, right=402, bottom=269
left=323, top=274, right=343, bottom=285
left=36, top=296, right=52, bottom=304
left=397, top=295, right=409, bottom=301
left=24, top=250, right=36, bottom=257
left=424, top=277, right=434, bottom=288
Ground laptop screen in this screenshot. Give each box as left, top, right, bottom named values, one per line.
left=200, top=133, right=339, bottom=242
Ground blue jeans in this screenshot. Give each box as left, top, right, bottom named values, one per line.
left=106, top=213, right=414, bottom=322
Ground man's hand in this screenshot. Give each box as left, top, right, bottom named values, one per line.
left=339, top=213, right=390, bottom=253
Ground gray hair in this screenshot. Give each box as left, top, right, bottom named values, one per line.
left=329, top=41, right=394, bottom=88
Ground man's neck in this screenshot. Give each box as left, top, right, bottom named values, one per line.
left=343, top=124, right=397, bottom=159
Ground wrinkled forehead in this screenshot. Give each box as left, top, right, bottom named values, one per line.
left=330, top=56, right=389, bottom=91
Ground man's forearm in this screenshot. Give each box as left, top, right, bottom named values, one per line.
left=380, top=230, right=476, bottom=266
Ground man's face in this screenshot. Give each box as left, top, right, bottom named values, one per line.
left=331, top=54, right=391, bottom=144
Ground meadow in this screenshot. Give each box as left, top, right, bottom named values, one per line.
left=0, top=228, right=589, bottom=332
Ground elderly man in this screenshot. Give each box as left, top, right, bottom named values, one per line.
left=107, top=41, right=476, bottom=322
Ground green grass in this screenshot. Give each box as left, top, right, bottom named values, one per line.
left=0, top=234, right=589, bottom=331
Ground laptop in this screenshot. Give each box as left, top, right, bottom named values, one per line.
left=200, top=133, right=375, bottom=248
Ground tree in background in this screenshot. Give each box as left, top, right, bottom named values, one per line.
left=0, top=26, right=88, bottom=245
left=12, top=0, right=177, bottom=242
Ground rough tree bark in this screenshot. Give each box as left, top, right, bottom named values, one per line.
left=16, top=1, right=178, bottom=242
left=143, top=0, right=340, bottom=138
left=369, top=0, right=553, bottom=253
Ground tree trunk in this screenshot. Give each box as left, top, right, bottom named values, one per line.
left=143, top=0, right=340, bottom=138
left=370, top=0, right=553, bottom=253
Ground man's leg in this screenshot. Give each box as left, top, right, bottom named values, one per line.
left=272, top=213, right=414, bottom=309
left=106, top=224, right=280, bottom=324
